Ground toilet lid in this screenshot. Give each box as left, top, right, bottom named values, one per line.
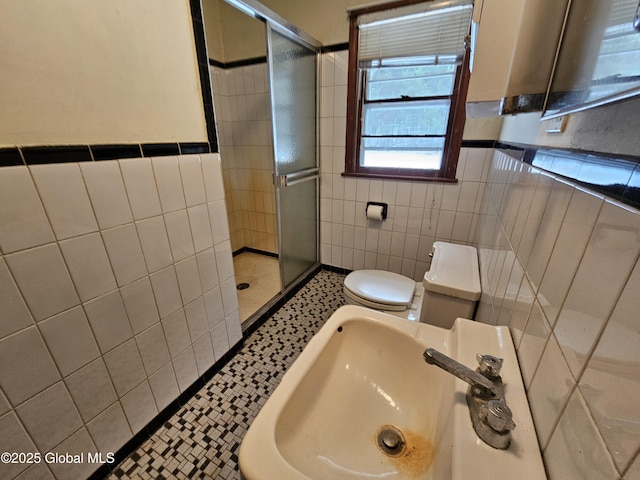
left=344, top=270, right=415, bottom=306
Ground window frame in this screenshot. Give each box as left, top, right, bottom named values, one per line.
left=344, top=0, right=471, bottom=182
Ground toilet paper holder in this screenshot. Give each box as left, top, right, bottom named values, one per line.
left=366, top=201, right=388, bottom=220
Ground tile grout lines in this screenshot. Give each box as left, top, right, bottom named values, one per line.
left=107, top=270, right=346, bottom=480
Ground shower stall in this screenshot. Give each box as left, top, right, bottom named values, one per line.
left=202, top=0, right=320, bottom=329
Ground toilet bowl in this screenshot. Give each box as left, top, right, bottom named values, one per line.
left=343, top=269, right=425, bottom=321
left=343, top=241, right=481, bottom=327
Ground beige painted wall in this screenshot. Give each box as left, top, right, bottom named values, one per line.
left=203, top=0, right=266, bottom=62
left=202, top=0, right=226, bottom=61
left=0, top=0, right=207, bottom=147
left=205, top=0, right=357, bottom=50
left=259, top=0, right=356, bottom=45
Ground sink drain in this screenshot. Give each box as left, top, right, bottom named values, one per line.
left=376, top=425, right=406, bottom=457
left=236, top=282, right=250, bottom=290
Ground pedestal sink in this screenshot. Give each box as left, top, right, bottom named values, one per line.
left=239, top=305, right=546, bottom=479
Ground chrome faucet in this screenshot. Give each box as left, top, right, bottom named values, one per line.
left=423, top=348, right=516, bottom=449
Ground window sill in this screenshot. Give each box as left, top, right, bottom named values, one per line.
left=341, top=171, right=459, bottom=183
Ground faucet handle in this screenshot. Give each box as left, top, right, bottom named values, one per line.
left=476, top=354, right=503, bottom=379
left=485, top=400, right=516, bottom=433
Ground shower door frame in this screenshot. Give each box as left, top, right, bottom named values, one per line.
left=266, top=22, right=321, bottom=292
left=221, top=0, right=322, bottom=325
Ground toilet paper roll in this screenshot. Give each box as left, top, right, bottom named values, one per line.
left=366, top=204, right=384, bottom=221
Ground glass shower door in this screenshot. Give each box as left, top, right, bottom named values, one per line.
left=267, top=24, right=319, bottom=290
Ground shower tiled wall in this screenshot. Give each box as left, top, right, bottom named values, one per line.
left=319, top=50, right=491, bottom=280
left=476, top=149, right=640, bottom=479
left=210, top=63, right=278, bottom=254
left=0, top=154, right=242, bottom=480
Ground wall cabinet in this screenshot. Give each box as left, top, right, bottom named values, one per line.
left=466, top=0, right=568, bottom=117
left=542, top=0, right=640, bottom=118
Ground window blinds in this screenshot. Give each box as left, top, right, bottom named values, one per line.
left=357, top=1, right=473, bottom=65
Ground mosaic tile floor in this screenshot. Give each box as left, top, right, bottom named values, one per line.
left=107, top=269, right=345, bottom=480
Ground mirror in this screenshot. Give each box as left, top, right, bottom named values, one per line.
left=542, top=0, right=640, bottom=119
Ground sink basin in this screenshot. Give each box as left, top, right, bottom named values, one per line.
left=239, top=305, right=546, bottom=479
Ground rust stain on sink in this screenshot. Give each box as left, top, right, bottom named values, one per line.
left=389, top=429, right=434, bottom=477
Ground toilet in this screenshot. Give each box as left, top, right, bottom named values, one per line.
left=343, top=241, right=481, bottom=328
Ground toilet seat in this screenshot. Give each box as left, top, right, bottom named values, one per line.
left=343, top=270, right=415, bottom=311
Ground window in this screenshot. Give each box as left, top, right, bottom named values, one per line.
left=344, top=0, right=473, bottom=181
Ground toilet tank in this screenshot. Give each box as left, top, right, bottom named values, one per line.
left=421, top=242, right=481, bottom=328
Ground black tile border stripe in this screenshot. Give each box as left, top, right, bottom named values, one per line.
left=322, top=263, right=351, bottom=276
left=141, top=143, right=180, bottom=157
left=189, top=0, right=218, bottom=151
left=6, top=142, right=214, bottom=166
left=494, top=141, right=640, bottom=210
left=6, top=138, right=640, bottom=210
left=15, top=0, right=219, bottom=169
left=179, top=142, right=211, bottom=155
left=92, top=145, right=143, bottom=161
left=207, top=43, right=349, bottom=71
left=232, top=246, right=279, bottom=259
left=88, top=263, right=322, bottom=479
left=208, top=58, right=225, bottom=69
left=209, top=56, right=268, bottom=70
left=87, top=338, right=244, bottom=480
left=320, top=42, right=349, bottom=54
left=461, top=139, right=496, bottom=149
left=0, top=147, right=24, bottom=167
left=22, top=145, right=93, bottom=164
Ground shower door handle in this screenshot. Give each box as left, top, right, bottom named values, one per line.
left=275, top=167, right=319, bottom=188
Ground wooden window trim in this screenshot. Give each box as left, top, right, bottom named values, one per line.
left=343, top=0, right=471, bottom=183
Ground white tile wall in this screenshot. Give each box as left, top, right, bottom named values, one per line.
left=119, top=158, right=162, bottom=221
left=164, top=209, right=195, bottom=262
left=0, top=327, right=60, bottom=406
left=175, top=256, right=203, bottom=305
left=0, top=153, right=240, bottom=480
left=30, top=163, right=98, bottom=240
left=172, top=347, right=198, bottom=392
left=136, top=216, right=174, bottom=274
left=319, top=53, right=490, bottom=279
left=84, top=291, right=133, bottom=354
left=120, top=278, right=160, bottom=335
left=580, top=257, right=640, bottom=472
left=39, top=307, right=100, bottom=377
left=80, top=161, right=133, bottom=230
left=476, top=148, right=640, bottom=479
left=196, top=248, right=220, bottom=292
left=16, top=382, right=83, bottom=452
left=210, top=63, right=278, bottom=254
left=150, top=266, right=183, bottom=319
left=321, top=49, right=640, bottom=479
left=188, top=204, right=214, bottom=253
left=148, top=362, right=180, bottom=412
left=59, top=233, right=117, bottom=302
left=135, top=323, right=171, bottom=376
left=0, top=166, right=55, bottom=253
left=101, top=223, right=148, bottom=287
left=0, top=259, right=34, bottom=339
left=180, top=155, right=207, bottom=207
left=65, top=359, right=116, bottom=422
left=162, top=309, right=191, bottom=359
left=86, top=402, right=131, bottom=455
left=0, top=411, right=38, bottom=479
left=6, top=244, right=79, bottom=322
left=120, top=381, right=157, bottom=434
left=48, top=428, right=97, bottom=480
left=152, top=156, right=187, bottom=214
